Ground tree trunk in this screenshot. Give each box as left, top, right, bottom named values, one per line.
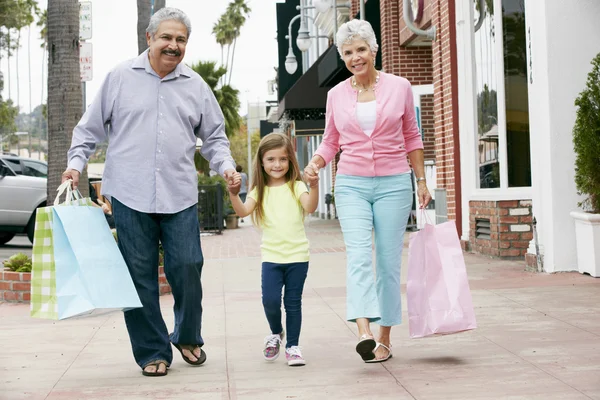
left=16, top=29, right=21, bottom=112
left=228, top=37, right=237, bottom=85
left=47, top=0, right=87, bottom=203
left=137, top=0, right=166, bottom=55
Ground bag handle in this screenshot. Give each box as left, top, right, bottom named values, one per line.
left=53, top=180, right=76, bottom=206
left=420, top=208, right=434, bottom=226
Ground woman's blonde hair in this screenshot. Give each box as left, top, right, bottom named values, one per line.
left=250, top=133, right=303, bottom=227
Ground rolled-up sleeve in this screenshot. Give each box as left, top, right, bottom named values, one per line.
left=314, top=91, right=340, bottom=166
left=195, top=82, right=236, bottom=176
left=403, top=83, right=424, bottom=153
left=67, top=71, right=117, bottom=172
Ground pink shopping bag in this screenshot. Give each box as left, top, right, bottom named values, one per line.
left=406, top=219, right=477, bottom=338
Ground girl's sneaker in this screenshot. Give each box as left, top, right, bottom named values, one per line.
left=285, top=346, right=306, bottom=366
left=263, top=331, right=284, bottom=361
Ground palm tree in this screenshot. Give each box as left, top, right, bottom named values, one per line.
left=212, top=15, right=233, bottom=71
left=47, top=0, right=87, bottom=200
left=225, top=0, right=251, bottom=85
left=190, top=60, right=241, bottom=176
left=190, top=60, right=241, bottom=137
left=137, top=0, right=166, bottom=55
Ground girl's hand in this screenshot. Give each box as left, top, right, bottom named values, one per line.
left=417, top=182, right=432, bottom=209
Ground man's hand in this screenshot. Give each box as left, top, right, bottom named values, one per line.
left=227, top=172, right=242, bottom=196
left=303, top=162, right=320, bottom=188
left=61, top=169, right=81, bottom=189
left=224, top=169, right=241, bottom=195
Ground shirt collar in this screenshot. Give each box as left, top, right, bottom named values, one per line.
left=131, top=49, right=191, bottom=79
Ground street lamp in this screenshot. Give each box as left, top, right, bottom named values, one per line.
left=285, top=47, right=298, bottom=75
left=296, top=20, right=312, bottom=52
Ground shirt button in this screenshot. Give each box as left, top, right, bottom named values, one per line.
left=160, top=113, right=163, bottom=117
left=160, top=95, right=164, bottom=99
left=158, top=150, right=162, bottom=153
left=156, top=168, right=160, bottom=171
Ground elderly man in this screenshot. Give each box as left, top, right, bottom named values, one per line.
left=62, top=8, right=239, bottom=377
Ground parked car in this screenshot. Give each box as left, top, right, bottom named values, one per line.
left=0, top=154, right=47, bottom=244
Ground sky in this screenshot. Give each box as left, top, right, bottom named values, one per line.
left=0, top=0, right=280, bottom=116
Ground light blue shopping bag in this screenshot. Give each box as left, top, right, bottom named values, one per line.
left=52, top=202, right=142, bottom=319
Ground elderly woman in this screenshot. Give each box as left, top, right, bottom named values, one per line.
left=304, top=19, right=431, bottom=363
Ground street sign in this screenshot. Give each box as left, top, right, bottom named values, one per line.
left=79, top=1, right=92, bottom=40
left=80, top=42, right=93, bottom=82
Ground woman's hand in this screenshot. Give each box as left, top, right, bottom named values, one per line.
left=303, top=162, right=320, bottom=187
left=417, top=182, right=432, bottom=209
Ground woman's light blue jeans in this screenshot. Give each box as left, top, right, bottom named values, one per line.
left=334, top=173, right=413, bottom=326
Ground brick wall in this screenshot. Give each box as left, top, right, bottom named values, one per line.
left=0, top=271, right=31, bottom=302
left=431, top=0, right=461, bottom=226
left=468, top=200, right=533, bottom=259
left=421, top=93, right=435, bottom=161
left=399, top=48, right=433, bottom=85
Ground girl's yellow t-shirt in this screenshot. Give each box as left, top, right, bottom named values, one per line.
left=248, top=181, right=309, bottom=263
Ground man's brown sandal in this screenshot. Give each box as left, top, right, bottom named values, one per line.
left=142, top=361, right=169, bottom=377
left=172, top=343, right=207, bottom=366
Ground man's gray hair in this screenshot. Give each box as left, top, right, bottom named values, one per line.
left=336, top=19, right=379, bottom=56
left=146, top=7, right=192, bottom=38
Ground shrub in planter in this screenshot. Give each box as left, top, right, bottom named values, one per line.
left=573, top=52, right=600, bottom=213
left=3, top=253, right=32, bottom=273
left=571, top=52, right=600, bottom=277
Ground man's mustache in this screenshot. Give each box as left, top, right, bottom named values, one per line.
left=162, top=49, right=181, bottom=56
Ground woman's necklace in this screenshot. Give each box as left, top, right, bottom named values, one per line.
left=352, top=72, right=380, bottom=94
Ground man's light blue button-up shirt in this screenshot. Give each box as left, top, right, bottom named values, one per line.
left=68, top=50, right=236, bottom=214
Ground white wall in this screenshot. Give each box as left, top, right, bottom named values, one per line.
left=526, top=0, right=600, bottom=272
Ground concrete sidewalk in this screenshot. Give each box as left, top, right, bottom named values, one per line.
left=1, top=219, right=599, bottom=400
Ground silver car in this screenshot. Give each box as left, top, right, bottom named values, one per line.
left=0, top=154, right=47, bottom=244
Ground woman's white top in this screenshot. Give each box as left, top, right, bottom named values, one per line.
left=356, top=100, right=377, bottom=137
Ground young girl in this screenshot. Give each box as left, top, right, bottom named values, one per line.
left=228, top=133, right=319, bottom=366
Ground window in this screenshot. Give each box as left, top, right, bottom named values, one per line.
left=0, top=159, right=16, bottom=176
left=22, top=160, right=48, bottom=178
left=3, top=158, right=23, bottom=175
left=472, top=0, right=531, bottom=190
left=473, top=0, right=500, bottom=188
left=502, top=0, right=531, bottom=187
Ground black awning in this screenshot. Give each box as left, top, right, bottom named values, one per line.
left=278, top=50, right=330, bottom=120
left=295, top=119, right=325, bottom=136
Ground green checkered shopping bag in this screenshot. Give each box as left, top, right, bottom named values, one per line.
left=30, top=181, right=94, bottom=319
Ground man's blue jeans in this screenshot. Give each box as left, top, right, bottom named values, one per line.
left=112, top=198, right=204, bottom=369
left=262, top=261, right=309, bottom=348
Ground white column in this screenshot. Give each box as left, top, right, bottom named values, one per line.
left=525, top=0, right=600, bottom=272
left=455, top=0, right=478, bottom=241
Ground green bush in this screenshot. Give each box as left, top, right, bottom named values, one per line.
left=573, top=53, right=600, bottom=213
left=3, top=253, right=32, bottom=273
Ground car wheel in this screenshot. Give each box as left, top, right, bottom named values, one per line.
left=0, top=232, right=15, bottom=245
left=26, top=214, right=36, bottom=243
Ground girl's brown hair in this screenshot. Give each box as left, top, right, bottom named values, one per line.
left=250, top=133, right=303, bottom=227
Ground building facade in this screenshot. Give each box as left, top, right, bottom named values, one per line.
left=275, top=0, right=600, bottom=274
